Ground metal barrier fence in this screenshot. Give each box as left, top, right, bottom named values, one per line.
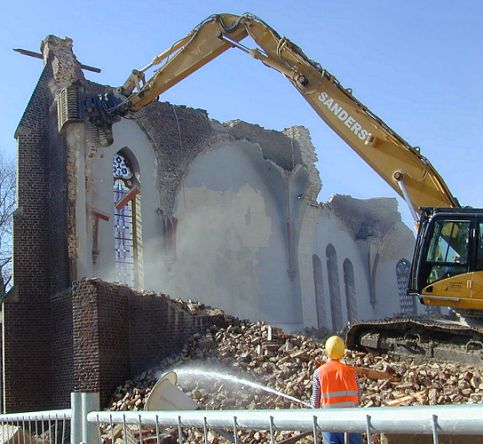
left=0, top=409, right=71, bottom=443
left=88, top=403, right=483, bottom=444
left=0, top=393, right=95, bottom=443
left=1, top=394, right=482, bottom=443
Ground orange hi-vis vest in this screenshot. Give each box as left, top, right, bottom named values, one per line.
left=318, top=360, right=359, bottom=408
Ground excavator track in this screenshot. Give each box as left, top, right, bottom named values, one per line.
left=346, top=318, right=483, bottom=366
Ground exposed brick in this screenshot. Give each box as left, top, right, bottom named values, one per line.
left=73, top=278, right=224, bottom=407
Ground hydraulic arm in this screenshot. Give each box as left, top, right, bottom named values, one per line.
left=115, top=13, right=458, bottom=215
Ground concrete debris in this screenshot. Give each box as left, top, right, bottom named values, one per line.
left=104, top=313, right=482, bottom=443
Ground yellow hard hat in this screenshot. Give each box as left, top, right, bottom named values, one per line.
left=325, top=336, right=345, bottom=359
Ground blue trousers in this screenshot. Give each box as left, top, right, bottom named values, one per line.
left=322, top=431, right=363, bottom=444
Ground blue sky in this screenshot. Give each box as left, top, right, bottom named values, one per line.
left=1, top=0, right=482, bottom=229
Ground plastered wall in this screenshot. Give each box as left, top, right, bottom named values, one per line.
left=75, top=118, right=312, bottom=330
left=74, top=119, right=160, bottom=283
left=298, top=205, right=370, bottom=330
left=71, top=110, right=415, bottom=332
left=157, top=141, right=304, bottom=329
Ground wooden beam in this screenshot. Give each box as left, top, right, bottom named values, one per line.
left=355, top=367, right=401, bottom=382
left=115, top=186, right=140, bottom=210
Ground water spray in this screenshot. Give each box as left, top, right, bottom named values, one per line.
left=168, top=366, right=313, bottom=409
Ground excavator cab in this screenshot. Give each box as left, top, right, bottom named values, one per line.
left=408, top=208, right=483, bottom=312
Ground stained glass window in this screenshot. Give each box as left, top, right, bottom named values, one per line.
left=113, top=151, right=141, bottom=287
left=113, top=153, right=133, bottom=181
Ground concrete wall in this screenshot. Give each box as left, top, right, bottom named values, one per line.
left=298, top=195, right=415, bottom=331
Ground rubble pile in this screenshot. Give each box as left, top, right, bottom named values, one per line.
left=106, top=316, right=482, bottom=443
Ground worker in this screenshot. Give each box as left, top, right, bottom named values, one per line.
left=311, top=335, right=363, bottom=444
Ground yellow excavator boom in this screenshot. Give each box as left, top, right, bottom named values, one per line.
left=121, top=13, right=459, bottom=214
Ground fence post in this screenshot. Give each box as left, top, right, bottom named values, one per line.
left=70, top=392, right=82, bottom=444
left=81, top=392, right=100, bottom=444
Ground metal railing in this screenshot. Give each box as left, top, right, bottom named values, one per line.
left=88, top=403, right=483, bottom=444
left=0, top=393, right=97, bottom=444
left=1, top=394, right=482, bottom=443
left=0, top=409, right=71, bottom=443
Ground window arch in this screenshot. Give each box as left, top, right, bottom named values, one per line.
left=326, top=244, right=343, bottom=331
left=396, top=259, right=415, bottom=315
left=312, top=254, right=326, bottom=329
left=113, top=150, right=143, bottom=287
left=343, top=259, right=358, bottom=323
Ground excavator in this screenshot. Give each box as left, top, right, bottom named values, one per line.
left=58, top=13, right=483, bottom=364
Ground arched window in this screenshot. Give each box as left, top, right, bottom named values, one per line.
left=343, top=259, right=358, bottom=323
left=326, top=244, right=343, bottom=331
left=312, top=254, right=326, bottom=329
left=113, top=150, right=143, bottom=287
left=396, top=259, right=415, bottom=315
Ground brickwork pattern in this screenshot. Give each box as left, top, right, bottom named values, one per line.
left=2, top=301, right=52, bottom=412
left=6, top=37, right=86, bottom=411
left=51, top=290, right=74, bottom=408
left=13, top=65, right=52, bottom=303
left=72, top=280, right=101, bottom=393
left=94, top=283, right=130, bottom=406
left=48, top=98, right=71, bottom=292
left=72, top=278, right=224, bottom=407
left=4, top=64, right=55, bottom=412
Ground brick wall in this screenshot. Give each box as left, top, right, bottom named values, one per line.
left=4, top=65, right=55, bottom=412
left=2, top=301, right=52, bottom=412
left=51, top=290, right=74, bottom=408
left=96, top=284, right=131, bottom=406
left=2, top=277, right=223, bottom=410
left=6, top=39, right=78, bottom=411
left=48, top=90, right=71, bottom=292
left=73, top=278, right=225, bottom=407
left=13, top=65, right=52, bottom=303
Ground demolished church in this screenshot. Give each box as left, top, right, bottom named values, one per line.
left=4, top=35, right=417, bottom=411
